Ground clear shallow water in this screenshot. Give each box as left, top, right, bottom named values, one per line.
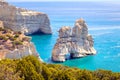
left=10, top=2, right=120, bottom=72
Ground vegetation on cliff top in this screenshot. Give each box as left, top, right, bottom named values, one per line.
left=0, top=55, right=120, bottom=80
left=0, top=27, right=31, bottom=50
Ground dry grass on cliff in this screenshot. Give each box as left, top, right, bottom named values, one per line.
left=0, top=27, right=31, bottom=50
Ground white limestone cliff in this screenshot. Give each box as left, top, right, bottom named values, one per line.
left=0, top=42, right=40, bottom=60
left=52, top=18, right=96, bottom=62
left=0, top=22, right=42, bottom=60
left=0, top=1, right=52, bottom=35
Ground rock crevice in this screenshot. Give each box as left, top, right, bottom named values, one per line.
left=52, top=18, right=96, bottom=62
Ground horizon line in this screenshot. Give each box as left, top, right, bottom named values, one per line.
left=6, top=0, right=119, bottom=2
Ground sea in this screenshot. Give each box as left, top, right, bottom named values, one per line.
left=9, top=1, right=120, bottom=72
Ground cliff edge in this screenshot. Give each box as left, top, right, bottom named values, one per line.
left=0, top=21, right=41, bottom=60
left=52, top=18, right=96, bottom=62
left=0, top=0, right=52, bottom=35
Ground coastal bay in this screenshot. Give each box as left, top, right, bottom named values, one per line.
left=10, top=2, right=120, bottom=72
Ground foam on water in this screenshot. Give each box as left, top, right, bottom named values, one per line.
left=89, top=26, right=120, bottom=31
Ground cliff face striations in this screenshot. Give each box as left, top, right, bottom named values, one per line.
left=0, top=22, right=41, bottom=60
left=52, top=18, right=96, bottom=62
left=0, top=0, right=52, bottom=35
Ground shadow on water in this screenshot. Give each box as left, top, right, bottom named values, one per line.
left=60, top=55, right=95, bottom=68
left=48, top=55, right=95, bottom=66
left=27, top=31, right=52, bottom=36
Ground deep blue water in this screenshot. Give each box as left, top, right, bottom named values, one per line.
left=10, top=2, right=120, bottom=72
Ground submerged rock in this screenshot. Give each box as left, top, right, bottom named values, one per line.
left=0, top=0, right=52, bottom=35
left=52, top=18, right=96, bottom=62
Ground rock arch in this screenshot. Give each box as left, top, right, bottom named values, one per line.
left=52, top=18, right=96, bottom=62
left=0, top=0, right=52, bottom=35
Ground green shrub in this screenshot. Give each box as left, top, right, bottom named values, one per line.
left=17, top=58, right=44, bottom=80
left=14, top=34, right=19, bottom=38
left=0, top=27, right=4, bottom=31
left=0, top=35, right=8, bottom=41
left=18, top=31, right=22, bottom=34
left=9, top=36, right=16, bottom=41
left=13, top=40, right=23, bottom=45
left=6, top=34, right=12, bottom=38
left=0, top=59, right=23, bottom=80
left=0, top=56, right=120, bottom=80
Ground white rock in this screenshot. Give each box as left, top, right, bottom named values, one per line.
left=0, top=1, right=52, bottom=35
left=52, top=18, right=96, bottom=62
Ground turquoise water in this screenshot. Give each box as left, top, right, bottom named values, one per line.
left=10, top=2, right=120, bottom=72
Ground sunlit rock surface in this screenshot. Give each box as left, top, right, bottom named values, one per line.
left=52, top=18, right=96, bottom=62
left=0, top=0, right=52, bottom=35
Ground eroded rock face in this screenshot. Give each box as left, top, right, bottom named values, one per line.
left=0, top=23, right=42, bottom=60
left=0, top=42, right=40, bottom=60
left=0, top=0, right=52, bottom=35
left=52, top=18, right=96, bottom=62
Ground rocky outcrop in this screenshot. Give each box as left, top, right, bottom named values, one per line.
left=0, top=23, right=42, bottom=60
left=0, top=0, right=52, bottom=35
left=52, top=18, right=96, bottom=62
left=0, top=42, right=39, bottom=60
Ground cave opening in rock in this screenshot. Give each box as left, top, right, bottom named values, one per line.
left=65, top=53, right=70, bottom=60
left=65, top=53, right=74, bottom=60
left=27, top=30, right=47, bottom=36
left=70, top=53, right=75, bottom=59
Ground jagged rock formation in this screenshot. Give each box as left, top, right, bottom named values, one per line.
left=0, top=22, right=41, bottom=60
left=52, top=18, right=96, bottom=62
left=0, top=0, right=52, bottom=35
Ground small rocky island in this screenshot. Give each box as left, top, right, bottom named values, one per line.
left=52, top=18, right=96, bottom=62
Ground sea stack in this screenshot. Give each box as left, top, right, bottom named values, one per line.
left=52, top=18, right=96, bottom=62
left=0, top=0, right=52, bottom=35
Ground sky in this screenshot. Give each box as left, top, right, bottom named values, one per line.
left=6, top=0, right=119, bottom=2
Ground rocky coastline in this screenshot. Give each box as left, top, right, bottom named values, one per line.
left=0, top=0, right=53, bottom=60
left=0, top=22, right=42, bottom=60
left=0, top=0, right=96, bottom=62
